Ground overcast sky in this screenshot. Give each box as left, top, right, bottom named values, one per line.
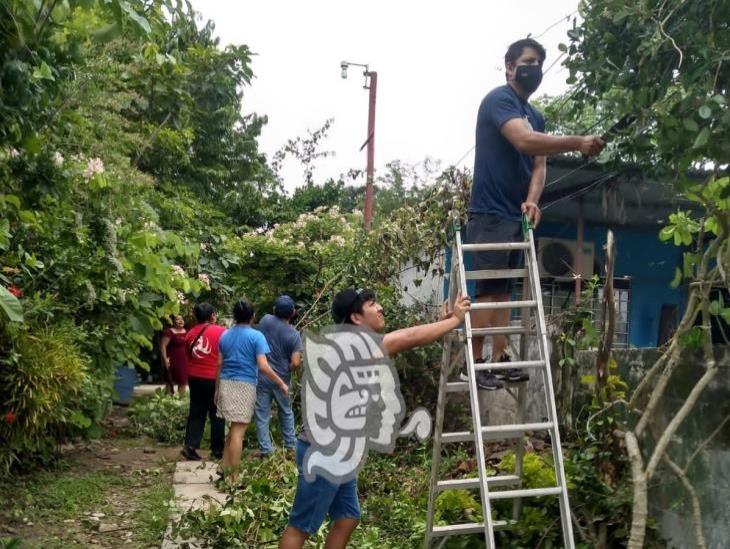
left=191, top=0, right=580, bottom=192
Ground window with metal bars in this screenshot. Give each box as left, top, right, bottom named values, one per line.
left=512, top=277, right=631, bottom=347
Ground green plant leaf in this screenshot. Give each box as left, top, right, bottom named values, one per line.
left=31, top=61, right=54, bottom=81
left=669, top=267, right=682, bottom=289
left=119, top=2, right=152, bottom=34
left=659, top=225, right=674, bottom=241
left=682, top=118, right=699, bottom=132
left=0, top=285, right=24, bottom=322
left=693, top=127, right=710, bottom=149
left=698, top=105, right=712, bottom=119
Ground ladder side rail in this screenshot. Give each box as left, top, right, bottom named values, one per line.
left=525, top=227, right=576, bottom=549
left=512, top=257, right=532, bottom=520
left=454, top=228, right=497, bottom=549
left=424, top=244, right=461, bottom=549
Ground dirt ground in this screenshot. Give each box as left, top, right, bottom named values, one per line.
left=0, top=406, right=187, bottom=548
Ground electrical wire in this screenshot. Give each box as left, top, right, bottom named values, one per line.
left=530, top=10, right=579, bottom=40
left=545, top=156, right=601, bottom=189
left=452, top=145, right=475, bottom=168
left=542, top=171, right=622, bottom=212
left=542, top=51, right=567, bottom=76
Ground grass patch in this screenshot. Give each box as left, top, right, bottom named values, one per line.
left=1, top=469, right=129, bottom=521
left=131, top=480, right=175, bottom=545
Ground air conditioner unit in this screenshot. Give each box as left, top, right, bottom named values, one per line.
left=537, top=238, right=595, bottom=280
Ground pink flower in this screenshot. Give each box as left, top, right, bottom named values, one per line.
left=329, top=235, right=346, bottom=246
left=176, top=291, right=188, bottom=305
left=82, top=157, right=104, bottom=180
left=197, top=273, right=210, bottom=286
left=53, top=151, right=64, bottom=167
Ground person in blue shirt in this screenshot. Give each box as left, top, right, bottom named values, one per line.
left=279, top=288, right=471, bottom=549
left=466, top=38, right=606, bottom=391
left=215, top=298, right=289, bottom=482
left=254, top=295, right=303, bottom=457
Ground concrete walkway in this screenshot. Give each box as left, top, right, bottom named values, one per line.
left=173, top=460, right=225, bottom=511
left=132, top=383, right=167, bottom=397
left=162, top=459, right=225, bottom=548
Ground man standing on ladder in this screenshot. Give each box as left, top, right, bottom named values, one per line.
left=466, top=38, right=605, bottom=390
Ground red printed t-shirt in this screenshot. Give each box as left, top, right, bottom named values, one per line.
left=184, top=323, right=226, bottom=380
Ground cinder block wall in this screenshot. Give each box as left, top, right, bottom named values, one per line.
left=575, top=346, right=730, bottom=549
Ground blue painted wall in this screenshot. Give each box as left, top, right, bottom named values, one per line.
left=537, top=222, right=684, bottom=347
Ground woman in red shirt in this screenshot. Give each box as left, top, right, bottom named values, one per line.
left=181, top=303, right=226, bottom=461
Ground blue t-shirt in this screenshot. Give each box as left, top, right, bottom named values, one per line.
left=469, top=84, right=545, bottom=220
left=256, top=314, right=302, bottom=385
left=218, top=325, right=270, bottom=385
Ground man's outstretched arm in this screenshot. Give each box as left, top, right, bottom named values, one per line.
left=501, top=118, right=605, bottom=157
left=383, top=295, right=470, bottom=356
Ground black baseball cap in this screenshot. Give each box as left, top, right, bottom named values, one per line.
left=331, top=288, right=376, bottom=324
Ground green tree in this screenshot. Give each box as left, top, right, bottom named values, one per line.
left=560, top=2, right=729, bottom=547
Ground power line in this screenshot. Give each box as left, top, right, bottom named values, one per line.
left=530, top=10, right=578, bottom=40
left=542, top=171, right=622, bottom=212
left=452, top=145, right=475, bottom=168
left=543, top=51, right=567, bottom=76
left=545, top=157, right=600, bottom=189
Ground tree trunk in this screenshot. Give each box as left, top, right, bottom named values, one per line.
left=596, top=230, right=616, bottom=400
left=625, top=430, right=648, bottom=549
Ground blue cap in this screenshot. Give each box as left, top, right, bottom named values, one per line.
left=274, top=295, right=295, bottom=317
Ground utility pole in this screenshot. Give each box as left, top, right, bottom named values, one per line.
left=364, top=70, right=377, bottom=230
left=341, top=61, right=377, bottom=230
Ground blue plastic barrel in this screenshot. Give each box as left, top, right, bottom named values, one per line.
left=114, top=365, right=137, bottom=405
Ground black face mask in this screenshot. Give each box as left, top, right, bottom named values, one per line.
left=514, top=64, right=543, bottom=94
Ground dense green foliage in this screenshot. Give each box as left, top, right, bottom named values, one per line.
left=0, top=0, right=462, bottom=474
left=557, top=2, right=728, bottom=546
left=3, top=0, right=724, bottom=545
left=173, top=444, right=594, bottom=548
left=0, top=319, right=105, bottom=473
left=129, top=390, right=189, bottom=443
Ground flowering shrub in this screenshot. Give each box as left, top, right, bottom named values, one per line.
left=81, top=157, right=104, bottom=180
left=0, top=0, right=470, bottom=477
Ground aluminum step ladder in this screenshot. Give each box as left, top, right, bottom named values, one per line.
left=424, top=218, right=574, bottom=549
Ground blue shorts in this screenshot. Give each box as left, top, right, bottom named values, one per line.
left=288, top=439, right=361, bottom=535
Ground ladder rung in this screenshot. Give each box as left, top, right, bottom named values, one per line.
left=462, top=242, right=530, bottom=252
left=471, top=300, right=536, bottom=310
left=488, top=486, right=564, bottom=500
left=473, top=359, right=545, bottom=371
left=441, top=422, right=554, bottom=443
left=446, top=382, right=468, bottom=393
left=469, top=326, right=532, bottom=336
left=465, top=268, right=527, bottom=280
left=436, top=475, right=520, bottom=491
left=431, top=520, right=514, bottom=537
left=482, top=421, right=554, bottom=435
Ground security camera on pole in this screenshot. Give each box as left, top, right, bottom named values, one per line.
left=340, top=61, right=377, bottom=231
